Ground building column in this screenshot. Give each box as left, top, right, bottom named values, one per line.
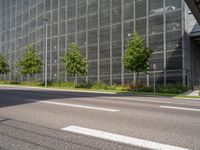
left=97, top=0, right=100, bottom=82
left=86, top=0, right=89, bottom=84
left=146, top=0, right=150, bottom=87
left=110, top=0, right=113, bottom=86
left=121, top=0, right=124, bottom=85
left=163, top=0, right=167, bottom=86
left=182, top=1, right=186, bottom=85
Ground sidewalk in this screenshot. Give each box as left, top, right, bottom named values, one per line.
left=184, top=90, right=199, bottom=96
left=174, top=90, right=200, bottom=101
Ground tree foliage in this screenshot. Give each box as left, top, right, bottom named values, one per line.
left=62, top=44, right=87, bottom=86
left=0, top=54, right=10, bottom=74
left=17, top=44, right=43, bottom=76
left=123, top=32, right=152, bottom=86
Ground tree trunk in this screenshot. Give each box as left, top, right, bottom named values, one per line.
left=133, top=72, right=136, bottom=87
left=136, top=72, right=139, bottom=92
left=74, top=74, right=77, bottom=88
left=28, top=74, right=30, bottom=84
left=74, top=75, right=76, bottom=88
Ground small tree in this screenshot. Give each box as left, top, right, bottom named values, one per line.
left=0, top=54, right=10, bottom=75
left=62, top=44, right=87, bottom=87
left=17, top=44, right=43, bottom=82
left=123, top=32, right=152, bottom=89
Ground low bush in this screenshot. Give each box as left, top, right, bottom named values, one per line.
left=120, top=84, right=134, bottom=91
left=0, top=80, right=19, bottom=84
left=91, top=82, right=115, bottom=90
left=0, top=80, right=188, bottom=94
left=138, top=83, right=188, bottom=94
left=138, top=85, right=153, bottom=92
left=113, top=85, right=128, bottom=91
left=50, top=81, right=74, bottom=88
left=20, top=81, right=43, bottom=86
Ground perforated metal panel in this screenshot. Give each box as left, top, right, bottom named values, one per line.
left=0, top=0, right=186, bottom=85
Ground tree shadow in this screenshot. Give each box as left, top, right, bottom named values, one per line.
left=0, top=88, right=122, bottom=108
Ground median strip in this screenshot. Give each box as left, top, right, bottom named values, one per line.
left=28, top=100, right=119, bottom=112
left=62, top=126, right=191, bottom=150
left=160, top=105, right=200, bottom=112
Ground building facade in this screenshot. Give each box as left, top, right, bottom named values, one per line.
left=0, top=0, right=198, bottom=86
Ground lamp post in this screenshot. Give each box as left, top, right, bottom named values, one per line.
left=153, top=64, right=156, bottom=94
left=43, top=18, right=48, bottom=87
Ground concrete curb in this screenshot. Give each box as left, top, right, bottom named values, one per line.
left=0, top=84, right=117, bottom=95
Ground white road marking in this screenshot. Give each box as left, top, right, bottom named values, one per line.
left=160, top=105, right=200, bottom=112
left=28, top=100, right=119, bottom=112
left=62, top=126, right=191, bottom=150
left=99, top=96, right=172, bottom=104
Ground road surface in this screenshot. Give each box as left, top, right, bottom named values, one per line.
left=0, top=86, right=200, bottom=150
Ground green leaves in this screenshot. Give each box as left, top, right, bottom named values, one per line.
left=123, top=32, right=152, bottom=73
left=0, top=54, right=10, bottom=74
left=62, top=44, right=87, bottom=77
left=17, top=44, right=43, bottom=76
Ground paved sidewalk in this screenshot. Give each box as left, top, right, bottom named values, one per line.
left=186, top=90, right=199, bottom=96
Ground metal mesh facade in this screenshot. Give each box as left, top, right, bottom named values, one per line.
left=0, top=0, right=185, bottom=85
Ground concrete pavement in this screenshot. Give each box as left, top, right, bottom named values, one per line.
left=0, top=86, right=200, bottom=150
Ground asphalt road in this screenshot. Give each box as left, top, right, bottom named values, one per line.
left=0, top=86, right=200, bottom=150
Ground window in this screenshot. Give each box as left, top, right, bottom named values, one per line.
left=149, top=15, right=163, bottom=34
left=112, top=7, right=121, bottom=24
left=149, top=34, right=164, bottom=52
left=136, top=18, right=146, bottom=35
left=77, top=17, right=86, bottom=32
left=100, top=10, right=110, bottom=26
left=100, top=43, right=110, bottom=59
left=88, top=45, right=98, bottom=60
left=88, top=14, right=98, bottom=29
left=88, top=29, right=97, bottom=45
left=88, top=0, right=98, bottom=14
left=135, top=0, right=146, bottom=19
left=112, top=24, right=121, bottom=41
left=124, top=3, right=133, bottom=21
left=100, top=27, right=110, bottom=43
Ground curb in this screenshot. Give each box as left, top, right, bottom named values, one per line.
left=0, top=84, right=117, bottom=95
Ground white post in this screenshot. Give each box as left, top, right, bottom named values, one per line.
left=45, top=21, right=48, bottom=87
left=154, top=70, right=156, bottom=94
left=153, top=64, right=156, bottom=94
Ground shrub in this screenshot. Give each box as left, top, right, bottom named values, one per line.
left=0, top=80, right=19, bottom=85
left=20, top=81, right=43, bottom=86
left=50, top=81, right=74, bottom=88
left=121, top=84, right=135, bottom=91
left=113, top=85, right=128, bottom=91
left=91, top=82, right=115, bottom=90
left=137, top=83, right=188, bottom=94
left=138, top=85, right=153, bottom=92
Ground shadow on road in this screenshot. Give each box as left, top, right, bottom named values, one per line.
left=0, top=88, right=121, bottom=108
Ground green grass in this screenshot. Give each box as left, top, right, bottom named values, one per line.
left=113, top=90, right=179, bottom=97
left=0, top=81, right=43, bottom=87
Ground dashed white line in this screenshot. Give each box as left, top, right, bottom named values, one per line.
left=160, top=106, right=200, bottom=112
left=62, top=126, right=191, bottom=150
left=28, top=100, right=119, bottom=112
